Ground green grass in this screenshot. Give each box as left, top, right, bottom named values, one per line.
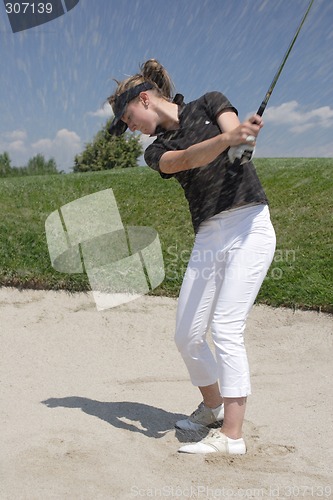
left=0, top=158, right=332, bottom=312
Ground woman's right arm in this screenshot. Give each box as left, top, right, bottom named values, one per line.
left=159, top=113, right=263, bottom=175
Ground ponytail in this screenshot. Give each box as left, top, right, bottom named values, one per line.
left=108, top=59, right=174, bottom=109
left=140, top=59, right=174, bottom=99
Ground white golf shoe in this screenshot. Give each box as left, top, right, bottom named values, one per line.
left=178, top=429, right=246, bottom=455
left=175, top=402, right=224, bottom=431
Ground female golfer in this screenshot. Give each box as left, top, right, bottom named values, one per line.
left=108, top=59, right=276, bottom=454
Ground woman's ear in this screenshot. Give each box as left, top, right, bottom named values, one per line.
left=139, top=91, right=150, bottom=108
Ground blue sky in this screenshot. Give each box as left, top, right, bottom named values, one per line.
left=0, top=0, right=332, bottom=172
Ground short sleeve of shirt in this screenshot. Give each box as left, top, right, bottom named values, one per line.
left=144, top=139, right=173, bottom=179
left=203, top=91, right=238, bottom=124
left=144, top=91, right=238, bottom=179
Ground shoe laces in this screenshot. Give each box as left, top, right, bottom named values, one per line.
left=190, top=402, right=206, bottom=418
left=205, top=429, right=223, bottom=441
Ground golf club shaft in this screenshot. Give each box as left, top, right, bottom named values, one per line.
left=256, top=0, right=314, bottom=117
left=229, top=0, right=314, bottom=173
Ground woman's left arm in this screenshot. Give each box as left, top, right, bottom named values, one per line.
left=159, top=112, right=263, bottom=175
left=217, top=110, right=242, bottom=133
left=217, top=110, right=263, bottom=135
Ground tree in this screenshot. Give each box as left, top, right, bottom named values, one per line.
left=73, top=119, right=143, bottom=173
left=26, top=154, right=59, bottom=175
left=0, top=152, right=12, bottom=177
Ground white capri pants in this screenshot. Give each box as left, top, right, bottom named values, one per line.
left=175, top=204, right=276, bottom=398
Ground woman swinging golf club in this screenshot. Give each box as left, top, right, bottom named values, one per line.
left=108, top=59, right=276, bottom=455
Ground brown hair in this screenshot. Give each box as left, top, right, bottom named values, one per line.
left=108, top=59, right=175, bottom=111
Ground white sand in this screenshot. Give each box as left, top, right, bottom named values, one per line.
left=0, top=287, right=332, bottom=499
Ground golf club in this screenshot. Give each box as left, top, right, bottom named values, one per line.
left=229, top=0, right=315, bottom=174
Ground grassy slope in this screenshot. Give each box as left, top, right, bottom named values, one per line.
left=0, top=158, right=332, bottom=312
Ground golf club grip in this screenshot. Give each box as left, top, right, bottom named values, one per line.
left=228, top=102, right=266, bottom=176
left=257, top=103, right=266, bottom=117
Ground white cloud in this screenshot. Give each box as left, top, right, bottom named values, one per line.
left=32, top=129, right=81, bottom=150
left=32, top=138, right=53, bottom=150
left=0, top=130, right=28, bottom=160
left=7, top=140, right=27, bottom=153
left=264, top=101, right=333, bottom=134
left=32, top=129, right=82, bottom=171
left=87, top=102, right=113, bottom=119
left=0, top=128, right=82, bottom=172
left=3, top=129, right=27, bottom=141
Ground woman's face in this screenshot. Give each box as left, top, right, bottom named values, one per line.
left=122, top=93, right=158, bottom=135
